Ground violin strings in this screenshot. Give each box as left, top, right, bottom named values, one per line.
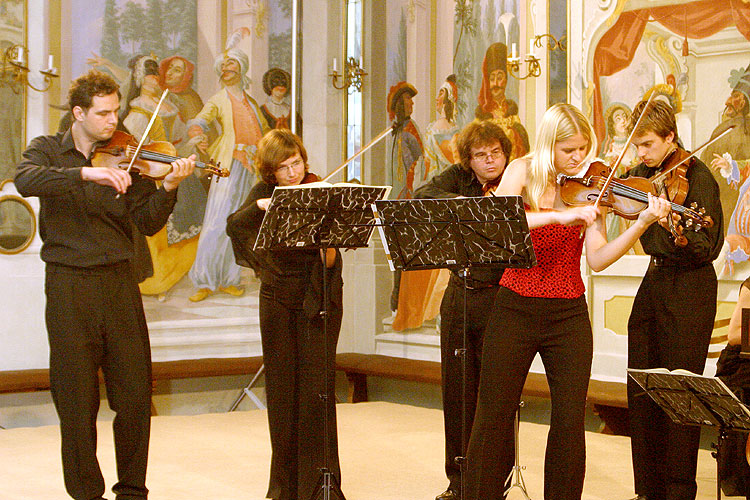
left=607, top=181, right=700, bottom=218
left=126, top=147, right=207, bottom=169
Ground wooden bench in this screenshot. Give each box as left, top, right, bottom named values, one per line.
left=0, top=356, right=264, bottom=394
left=0, top=353, right=628, bottom=430
left=334, top=352, right=629, bottom=433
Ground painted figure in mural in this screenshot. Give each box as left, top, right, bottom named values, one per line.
left=465, top=104, right=670, bottom=500
left=158, top=55, right=205, bottom=124
left=624, top=100, right=723, bottom=500
left=122, top=54, right=207, bottom=300
left=388, top=81, right=425, bottom=199
left=88, top=52, right=204, bottom=125
left=599, top=102, right=638, bottom=169
left=226, top=129, right=344, bottom=500
left=414, top=120, right=511, bottom=500
left=423, top=75, right=460, bottom=182
left=701, top=64, right=750, bottom=274
left=600, top=102, right=640, bottom=245
left=15, top=70, right=196, bottom=500
left=186, top=48, right=269, bottom=302
left=387, top=81, right=425, bottom=313
left=474, top=42, right=529, bottom=161
left=260, top=67, right=295, bottom=130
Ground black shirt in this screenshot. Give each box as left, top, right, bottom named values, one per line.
left=14, top=129, right=177, bottom=267
left=414, top=163, right=504, bottom=285
left=623, top=153, right=724, bottom=265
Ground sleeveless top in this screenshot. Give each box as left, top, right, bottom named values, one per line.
left=500, top=222, right=585, bottom=299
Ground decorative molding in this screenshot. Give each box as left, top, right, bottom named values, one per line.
left=245, top=0, right=267, bottom=38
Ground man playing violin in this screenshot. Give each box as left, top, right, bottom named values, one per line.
left=414, top=120, right=512, bottom=500
left=14, top=70, right=196, bottom=500
left=623, top=99, right=724, bottom=500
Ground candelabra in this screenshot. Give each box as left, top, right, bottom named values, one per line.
left=329, top=56, right=367, bottom=92
left=1, top=44, right=59, bottom=93
left=507, top=33, right=567, bottom=80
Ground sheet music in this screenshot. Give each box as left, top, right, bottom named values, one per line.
left=372, top=196, right=536, bottom=272
left=628, top=369, right=750, bottom=431
left=254, top=184, right=390, bottom=250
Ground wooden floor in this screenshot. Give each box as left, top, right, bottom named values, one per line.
left=0, top=402, right=726, bottom=500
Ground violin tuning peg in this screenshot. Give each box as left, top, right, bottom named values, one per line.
left=695, top=224, right=702, bottom=231
left=685, top=219, right=693, bottom=228
left=690, top=202, right=698, bottom=209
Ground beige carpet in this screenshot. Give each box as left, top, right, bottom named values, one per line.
left=0, top=402, right=723, bottom=500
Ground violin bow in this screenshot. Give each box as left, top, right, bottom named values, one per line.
left=592, top=92, right=656, bottom=210
left=322, top=125, right=395, bottom=183
left=124, top=88, right=170, bottom=174
left=649, top=125, right=736, bottom=185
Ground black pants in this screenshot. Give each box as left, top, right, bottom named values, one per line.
left=259, top=269, right=343, bottom=500
left=439, top=280, right=499, bottom=492
left=628, top=263, right=716, bottom=500
left=45, top=261, right=152, bottom=500
left=465, top=287, right=592, bottom=500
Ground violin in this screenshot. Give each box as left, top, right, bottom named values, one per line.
left=559, top=159, right=713, bottom=247
left=91, top=130, right=229, bottom=180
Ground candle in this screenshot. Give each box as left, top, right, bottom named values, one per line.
left=48, top=55, right=54, bottom=70
left=511, top=43, right=517, bottom=59
left=333, top=58, right=338, bottom=72
left=529, top=39, right=535, bottom=57
left=14, top=46, right=25, bottom=66
left=359, top=56, right=363, bottom=69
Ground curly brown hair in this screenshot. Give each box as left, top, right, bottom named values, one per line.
left=457, top=120, right=512, bottom=172
left=255, top=129, right=309, bottom=185
left=68, top=70, right=121, bottom=112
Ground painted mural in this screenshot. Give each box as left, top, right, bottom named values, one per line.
left=65, top=0, right=295, bottom=312
left=590, top=0, right=750, bottom=279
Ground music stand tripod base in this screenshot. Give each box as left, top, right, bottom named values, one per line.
left=505, top=401, right=533, bottom=500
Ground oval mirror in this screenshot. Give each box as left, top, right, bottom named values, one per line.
left=0, top=194, right=36, bottom=254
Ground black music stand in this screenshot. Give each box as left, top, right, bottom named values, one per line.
left=256, top=182, right=389, bottom=500
left=628, top=368, right=750, bottom=500
left=373, top=196, right=536, bottom=499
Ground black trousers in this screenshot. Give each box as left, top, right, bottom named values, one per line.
left=259, top=270, right=343, bottom=500
left=465, top=287, right=592, bottom=500
left=628, top=263, right=716, bottom=500
left=45, top=261, right=152, bottom=500
left=439, top=280, right=499, bottom=492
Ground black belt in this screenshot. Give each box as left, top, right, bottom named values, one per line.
left=449, top=273, right=499, bottom=290
left=650, top=256, right=708, bottom=269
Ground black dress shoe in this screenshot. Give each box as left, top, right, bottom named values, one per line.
left=436, top=488, right=459, bottom=500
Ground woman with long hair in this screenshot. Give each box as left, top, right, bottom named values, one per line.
left=464, top=103, right=669, bottom=499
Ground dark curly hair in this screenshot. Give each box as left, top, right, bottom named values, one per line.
left=457, top=120, right=512, bottom=172
left=68, top=69, right=121, bottom=112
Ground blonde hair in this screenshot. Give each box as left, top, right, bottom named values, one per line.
left=525, top=103, right=597, bottom=210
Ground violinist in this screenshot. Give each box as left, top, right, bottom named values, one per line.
left=14, top=70, right=195, bottom=500
left=413, top=119, right=511, bottom=500
left=624, top=99, right=724, bottom=500
left=225, top=129, right=343, bottom=500
left=464, top=103, right=670, bottom=500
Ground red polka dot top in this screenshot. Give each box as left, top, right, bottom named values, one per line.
left=500, top=222, right=585, bottom=299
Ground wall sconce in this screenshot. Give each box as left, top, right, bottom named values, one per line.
left=329, top=56, right=367, bottom=92
left=1, top=44, right=59, bottom=93
left=507, top=34, right=567, bottom=80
